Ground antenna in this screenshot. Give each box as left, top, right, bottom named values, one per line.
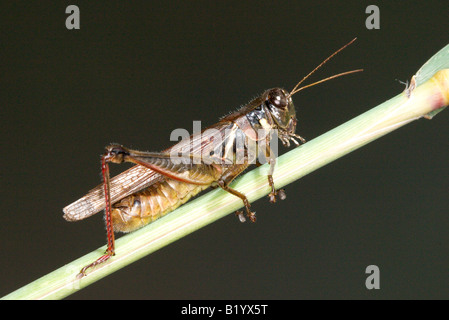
left=288, top=38, right=361, bottom=97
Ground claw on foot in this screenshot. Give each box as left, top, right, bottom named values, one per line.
left=248, top=211, right=257, bottom=223
left=278, top=189, right=287, bottom=200
left=235, top=210, right=257, bottom=223
left=236, top=210, right=246, bottom=223
left=268, top=188, right=287, bottom=203
left=76, top=252, right=114, bottom=278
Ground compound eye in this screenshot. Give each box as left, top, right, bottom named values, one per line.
left=268, top=89, right=288, bottom=109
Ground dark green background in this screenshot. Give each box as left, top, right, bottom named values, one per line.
left=1, top=1, right=448, bottom=299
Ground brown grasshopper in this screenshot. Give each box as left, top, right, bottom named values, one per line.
left=63, top=38, right=361, bottom=277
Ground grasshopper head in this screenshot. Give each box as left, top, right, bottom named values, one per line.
left=265, top=88, right=305, bottom=147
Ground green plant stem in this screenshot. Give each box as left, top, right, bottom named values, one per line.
left=2, top=46, right=448, bottom=300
